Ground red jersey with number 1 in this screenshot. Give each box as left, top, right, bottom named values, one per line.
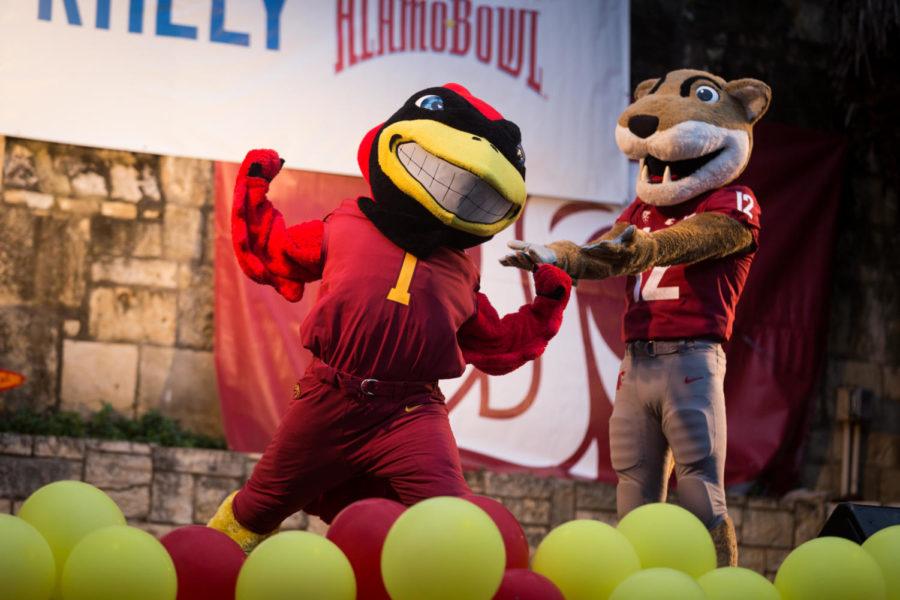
left=300, top=199, right=480, bottom=381
left=615, top=185, right=761, bottom=342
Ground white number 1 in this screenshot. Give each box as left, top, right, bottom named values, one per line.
left=634, top=266, right=679, bottom=302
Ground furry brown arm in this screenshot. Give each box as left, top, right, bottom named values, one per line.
left=550, top=214, right=753, bottom=280
left=546, top=222, right=630, bottom=279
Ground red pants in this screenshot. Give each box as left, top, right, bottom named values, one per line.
left=232, top=360, right=470, bottom=533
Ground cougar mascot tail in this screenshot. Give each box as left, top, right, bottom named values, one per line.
left=502, top=69, right=771, bottom=567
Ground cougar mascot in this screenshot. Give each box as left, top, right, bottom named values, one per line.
left=503, top=69, right=771, bottom=566
left=209, top=83, right=572, bottom=553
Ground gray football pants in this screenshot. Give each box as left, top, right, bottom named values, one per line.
left=609, top=340, right=728, bottom=529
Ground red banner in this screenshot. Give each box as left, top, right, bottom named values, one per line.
left=214, top=122, right=844, bottom=488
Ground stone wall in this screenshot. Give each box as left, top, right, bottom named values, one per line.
left=0, top=135, right=221, bottom=436
left=0, top=432, right=839, bottom=579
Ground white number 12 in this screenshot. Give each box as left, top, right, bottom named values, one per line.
left=634, top=266, right=679, bottom=302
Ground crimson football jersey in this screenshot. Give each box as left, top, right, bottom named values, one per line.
left=300, top=200, right=480, bottom=381
left=616, top=185, right=761, bottom=342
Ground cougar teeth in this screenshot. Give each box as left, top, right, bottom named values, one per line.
left=662, top=165, right=672, bottom=184
left=640, top=163, right=649, bottom=183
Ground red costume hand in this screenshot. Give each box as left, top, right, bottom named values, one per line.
left=239, top=149, right=285, bottom=182
left=533, top=264, right=572, bottom=302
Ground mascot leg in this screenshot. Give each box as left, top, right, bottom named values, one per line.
left=208, top=491, right=271, bottom=554
left=610, top=355, right=672, bottom=518
left=665, top=343, right=736, bottom=566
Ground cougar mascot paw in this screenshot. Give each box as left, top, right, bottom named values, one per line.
left=503, top=69, right=771, bottom=567
left=209, top=84, right=571, bottom=553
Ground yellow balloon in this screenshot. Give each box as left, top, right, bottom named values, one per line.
left=60, top=525, right=176, bottom=600
left=863, top=526, right=900, bottom=600
left=236, top=531, right=355, bottom=600
left=18, top=480, right=125, bottom=591
left=381, top=496, right=505, bottom=600
left=610, top=567, right=706, bottom=600
left=616, top=503, right=715, bottom=577
left=698, top=567, right=780, bottom=600
left=775, top=536, right=886, bottom=600
left=532, top=519, right=640, bottom=600
left=0, top=514, right=56, bottom=600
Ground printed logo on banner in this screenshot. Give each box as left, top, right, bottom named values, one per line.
left=37, top=0, right=288, bottom=50
left=334, top=0, right=544, bottom=95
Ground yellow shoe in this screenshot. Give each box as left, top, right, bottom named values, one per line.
left=207, top=491, right=272, bottom=554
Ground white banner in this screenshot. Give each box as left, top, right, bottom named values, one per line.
left=0, top=0, right=630, bottom=203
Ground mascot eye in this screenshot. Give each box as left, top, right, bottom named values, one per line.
left=695, top=85, right=720, bottom=103
left=516, top=144, right=526, bottom=166
left=415, top=95, right=444, bottom=111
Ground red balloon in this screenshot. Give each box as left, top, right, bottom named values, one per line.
left=325, top=498, right=406, bottom=600
left=465, top=495, right=530, bottom=570
left=494, top=569, right=565, bottom=600
left=160, top=525, right=245, bottom=600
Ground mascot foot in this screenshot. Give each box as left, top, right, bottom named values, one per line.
left=207, top=491, right=271, bottom=554
left=710, top=515, right=738, bottom=567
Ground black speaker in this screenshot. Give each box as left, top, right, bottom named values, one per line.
left=818, top=503, right=900, bottom=543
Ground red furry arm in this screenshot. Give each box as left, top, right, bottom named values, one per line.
left=231, top=149, right=324, bottom=302
left=457, top=265, right=572, bottom=375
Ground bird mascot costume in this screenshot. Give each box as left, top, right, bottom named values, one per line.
left=503, top=69, right=771, bottom=566
left=209, top=83, right=572, bottom=553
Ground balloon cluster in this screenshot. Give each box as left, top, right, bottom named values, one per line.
left=2, top=481, right=899, bottom=600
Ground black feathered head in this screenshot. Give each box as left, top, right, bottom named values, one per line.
left=357, top=83, right=527, bottom=257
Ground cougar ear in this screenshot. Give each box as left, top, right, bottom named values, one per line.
left=725, top=78, right=772, bottom=124
left=633, top=78, right=659, bottom=100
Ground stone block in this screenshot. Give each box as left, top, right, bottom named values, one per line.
left=575, top=481, right=617, bottom=511
left=0, top=456, right=82, bottom=498
left=64, top=320, right=81, bottom=337
left=88, top=287, right=176, bottom=345
left=880, top=468, right=900, bottom=501
left=150, top=472, right=195, bottom=524
left=522, top=525, right=547, bottom=552
left=160, top=157, right=213, bottom=207
left=503, top=498, right=552, bottom=526
left=139, top=349, right=223, bottom=437
left=0, top=206, right=35, bottom=305
left=91, top=218, right=163, bottom=258
left=86, top=439, right=152, bottom=454
left=91, top=257, right=177, bottom=288
left=729, top=505, right=744, bottom=529
left=34, top=216, right=91, bottom=308
left=85, top=451, right=152, bottom=488
left=193, top=475, right=242, bottom=524
left=4, top=189, right=54, bottom=210
left=109, top=164, right=143, bottom=202
left=72, top=172, right=108, bottom=198
left=203, top=209, right=215, bottom=264
left=154, top=446, right=243, bottom=478
left=0, top=434, right=33, bottom=456
left=57, top=197, right=101, bottom=214
left=739, top=546, right=766, bottom=575
left=137, top=345, right=175, bottom=412
left=574, top=509, right=619, bottom=526
left=3, top=142, right=39, bottom=189
left=106, top=486, right=151, bottom=519
left=741, top=509, right=794, bottom=548
left=464, top=470, right=486, bottom=494
left=0, top=306, right=59, bottom=411
left=34, top=436, right=85, bottom=460
left=0, top=498, right=11, bottom=514
left=866, top=432, right=899, bottom=468
left=60, top=339, right=138, bottom=414
left=177, top=265, right=213, bottom=349
left=483, top=472, right=555, bottom=499
left=132, top=521, right=176, bottom=539
left=549, top=480, right=575, bottom=527
left=101, top=201, right=138, bottom=219
left=163, top=204, right=202, bottom=261
left=766, top=548, right=790, bottom=573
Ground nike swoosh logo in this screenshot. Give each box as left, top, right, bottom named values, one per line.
left=404, top=404, right=423, bottom=413
left=685, top=376, right=704, bottom=384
